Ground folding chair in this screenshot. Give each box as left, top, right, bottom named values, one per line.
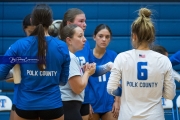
left=161, top=97, right=175, bottom=120
left=0, top=95, right=12, bottom=111
left=176, top=95, right=180, bottom=120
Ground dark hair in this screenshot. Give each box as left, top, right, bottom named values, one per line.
left=30, top=4, right=53, bottom=71
left=94, top=24, right=112, bottom=37
left=131, top=8, right=155, bottom=48
left=59, top=8, right=84, bottom=39
left=60, top=24, right=78, bottom=42
left=23, top=14, right=31, bottom=30
left=150, top=45, right=167, bottom=55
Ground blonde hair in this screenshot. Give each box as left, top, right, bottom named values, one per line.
left=131, top=8, right=155, bottom=47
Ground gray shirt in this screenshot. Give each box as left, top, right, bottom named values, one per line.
left=60, top=52, right=84, bottom=102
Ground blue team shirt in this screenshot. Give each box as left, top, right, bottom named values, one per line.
left=170, top=50, right=180, bottom=66
left=89, top=49, right=117, bottom=113
left=75, top=40, right=94, bottom=104
left=0, top=36, right=70, bottom=110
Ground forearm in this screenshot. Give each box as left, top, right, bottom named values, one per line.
left=6, top=78, right=14, bottom=83
left=163, top=68, right=176, bottom=100
left=5, top=69, right=13, bottom=82
left=107, top=67, right=122, bottom=96
left=92, top=62, right=112, bottom=77
left=79, top=72, right=90, bottom=92
left=115, top=96, right=121, bottom=103
left=6, top=69, right=13, bottom=79
left=0, top=64, right=14, bottom=80
left=108, top=87, right=122, bottom=97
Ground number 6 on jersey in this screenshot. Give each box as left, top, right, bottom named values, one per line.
left=137, top=62, right=148, bottom=80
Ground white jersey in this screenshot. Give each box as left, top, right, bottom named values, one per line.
left=107, top=49, right=176, bottom=120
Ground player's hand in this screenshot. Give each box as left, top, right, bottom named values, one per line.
left=84, top=62, right=96, bottom=76
left=6, top=78, right=14, bottom=83
left=112, top=98, right=120, bottom=118
left=89, top=104, right=94, bottom=120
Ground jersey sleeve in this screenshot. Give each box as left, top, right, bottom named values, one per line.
left=92, top=50, right=117, bottom=77
left=68, top=54, right=82, bottom=79
left=170, top=50, right=180, bottom=66
left=0, top=41, right=19, bottom=80
left=58, top=43, right=70, bottom=86
left=163, top=58, right=176, bottom=100
left=107, top=53, right=122, bottom=96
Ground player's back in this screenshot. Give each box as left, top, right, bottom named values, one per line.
left=118, top=49, right=175, bottom=120
left=14, top=36, right=70, bottom=110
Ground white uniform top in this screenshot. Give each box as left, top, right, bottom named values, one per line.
left=107, top=49, right=176, bottom=120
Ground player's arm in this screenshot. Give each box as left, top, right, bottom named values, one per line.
left=6, top=78, right=14, bottom=83
left=59, top=45, right=70, bottom=86
left=92, top=62, right=113, bottom=77
left=170, top=50, right=180, bottom=66
left=163, top=60, right=176, bottom=100
left=173, top=69, right=180, bottom=82
left=88, top=48, right=115, bottom=77
left=0, top=43, right=18, bottom=80
left=69, top=62, right=95, bottom=94
left=5, top=69, right=14, bottom=82
left=107, top=55, right=122, bottom=96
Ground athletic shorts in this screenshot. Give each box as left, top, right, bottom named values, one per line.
left=11, top=104, right=16, bottom=111
left=63, top=101, right=82, bottom=120
left=15, top=106, right=64, bottom=119
left=80, top=103, right=89, bottom=116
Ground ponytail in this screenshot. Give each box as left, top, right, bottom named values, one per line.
left=30, top=24, right=47, bottom=71
left=30, top=4, right=52, bottom=71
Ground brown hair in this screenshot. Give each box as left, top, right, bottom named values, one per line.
left=60, top=24, right=78, bottom=42
left=30, top=4, right=53, bottom=71
left=131, top=8, right=155, bottom=48
left=59, top=8, right=84, bottom=39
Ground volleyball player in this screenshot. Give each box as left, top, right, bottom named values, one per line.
left=0, top=4, right=70, bottom=120
left=88, top=24, right=120, bottom=120
left=151, top=45, right=180, bottom=82
left=59, top=8, right=113, bottom=120
left=60, top=24, right=95, bottom=120
left=5, top=14, right=35, bottom=120
left=107, top=8, right=176, bottom=120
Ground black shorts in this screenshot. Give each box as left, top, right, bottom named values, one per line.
left=11, top=104, right=16, bottom=111
left=15, top=106, right=64, bottom=119
left=80, top=103, right=89, bottom=116
left=63, top=101, right=83, bottom=120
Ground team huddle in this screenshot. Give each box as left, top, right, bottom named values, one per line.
left=0, top=3, right=179, bottom=120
